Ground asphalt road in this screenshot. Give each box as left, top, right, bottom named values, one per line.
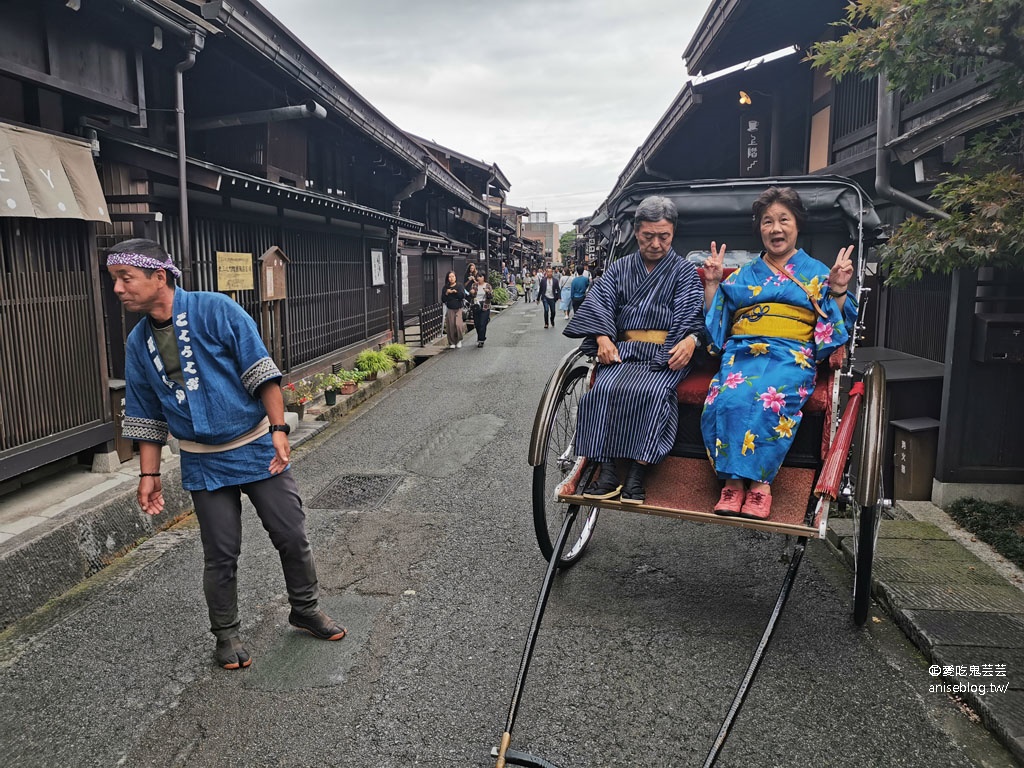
left=0, top=300, right=1015, bottom=768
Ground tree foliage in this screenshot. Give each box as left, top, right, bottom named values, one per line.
left=809, top=0, right=1024, bottom=100
left=808, top=0, right=1024, bottom=284
left=559, top=231, right=577, bottom=262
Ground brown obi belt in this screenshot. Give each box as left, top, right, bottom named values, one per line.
left=618, top=329, right=668, bottom=344
left=731, top=303, right=815, bottom=342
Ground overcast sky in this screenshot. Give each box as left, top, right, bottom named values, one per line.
left=256, top=0, right=708, bottom=228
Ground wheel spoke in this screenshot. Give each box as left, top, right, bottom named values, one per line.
left=533, top=366, right=598, bottom=568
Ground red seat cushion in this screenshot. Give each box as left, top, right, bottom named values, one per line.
left=676, top=357, right=833, bottom=413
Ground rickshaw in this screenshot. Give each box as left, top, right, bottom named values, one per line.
left=492, top=176, right=890, bottom=768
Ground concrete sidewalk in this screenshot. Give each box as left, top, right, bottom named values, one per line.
left=828, top=504, right=1024, bottom=764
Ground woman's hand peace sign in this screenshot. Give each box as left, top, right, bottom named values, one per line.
left=829, top=245, right=854, bottom=292
left=704, top=241, right=726, bottom=284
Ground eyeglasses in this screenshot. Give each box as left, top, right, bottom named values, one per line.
left=637, top=232, right=673, bottom=244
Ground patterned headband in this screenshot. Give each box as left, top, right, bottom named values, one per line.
left=106, top=252, right=182, bottom=279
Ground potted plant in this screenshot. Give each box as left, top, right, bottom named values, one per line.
left=314, top=372, right=341, bottom=406
left=354, top=349, right=393, bottom=381
left=381, top=343, right=411, bottom=364
left=335, top=368, right=365, bottom=395
left=282, top=378, right=317, bottom=419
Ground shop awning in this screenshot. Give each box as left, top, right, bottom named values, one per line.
left=0, top=123, right=110, bottom=222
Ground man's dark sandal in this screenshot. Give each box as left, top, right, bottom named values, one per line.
left=215, top=636, right=252, bottom=670
left=582, top=465, right=622, bottom=500
left=620, top=463, right=647, bottom=505
left=288, top=609, right=347, bottom=641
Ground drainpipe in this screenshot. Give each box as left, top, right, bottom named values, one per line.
left=875, top=72, right=950, bottom=221
left=190, top=101, right=327, bottom=131
left=174, top=27, right=205, bottom=290
left=484, top=165, right=497, bottom=275
left=640, top=149, right=672, bottom=181
left=390, top=166, right=429, bottom=341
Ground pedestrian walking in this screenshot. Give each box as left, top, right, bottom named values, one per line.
left=538, top=267, right=559, bottom=328
left=559, top=270, right=573, bottom=319
left=570, top=264, right=590, bottom=314
left=463, top=262, right=478, bottom=293
left=441, top=270, right=466, bottom=349
left=106, top=238, right=346, bottom=671
left=524, top=270, right=536, bottom=303
left=468, top=273, right=493, bottom=347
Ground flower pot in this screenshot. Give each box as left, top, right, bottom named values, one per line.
left=324, top=389, right=338, bottom=406
left=340, top=381, right=358, bottom=395
left=364, top=371, right=378, bottom=381
left=285, top=402, right=306, bottom=420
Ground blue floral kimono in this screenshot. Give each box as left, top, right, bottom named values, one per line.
left=701, top=249, right=857, bottom=483
left=564, top=250, right=704, bottom=464
left=121, top=287, right=284, bottom=491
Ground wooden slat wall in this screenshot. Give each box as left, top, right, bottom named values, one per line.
left=151, top=212, right=390, bottom=373
left=884, top=272, right=952, bottom=363
left=283, top=227, right=369, bottom=366
left=403, top=249, right=424, bottom=315
left=0, top=218, right=104, bottom=454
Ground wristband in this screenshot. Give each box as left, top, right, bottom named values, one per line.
left=139, top=472, right=161, bottom=477
left=829, top=288, right=848, bottom=298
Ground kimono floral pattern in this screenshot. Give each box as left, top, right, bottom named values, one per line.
left=701, top=249, right=857, bottom=483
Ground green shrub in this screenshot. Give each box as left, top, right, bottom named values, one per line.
left=381, top=343, right=411, bottom=362
left=947, top=497, right=1024, bottom=570
left=354, top=349, right=394, bottom=375
left=333, top=368, right=366, bottom=384
left=492, top=286, right=510, bottom=305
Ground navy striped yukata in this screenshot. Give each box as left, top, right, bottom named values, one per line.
left=563, top=249, right=705, bottom=464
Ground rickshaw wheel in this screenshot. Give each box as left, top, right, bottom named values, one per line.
left=850, top=362, right=887, bottom=626
left=852, top=502, right=881, bottom=625
left=532, top=365, right=599, bottom=567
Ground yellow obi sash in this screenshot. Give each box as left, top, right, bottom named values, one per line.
left=731, top=303, right=815, bottom=341
left=618, top=329, right=668, bottom=344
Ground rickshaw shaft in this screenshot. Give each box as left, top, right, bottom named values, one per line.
left=702, top=537, right=808, bottom=768
left=498, top=505, right=581, bottom=762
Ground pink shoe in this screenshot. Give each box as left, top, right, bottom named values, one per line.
left=739, top=490, right=773, bottom=520
left=714, top=487, right=745, bottom=516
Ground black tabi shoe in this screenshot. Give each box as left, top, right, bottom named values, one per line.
left=619, top=462, right=648, bottom=505
left=288, top=609, right=347, bottom=641
left=582, top=463, right=622, bottom=500
left=215, top=635, right=252, bottom=670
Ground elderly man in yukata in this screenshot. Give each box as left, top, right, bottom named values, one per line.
left=563, top=196, right=706, bottom=503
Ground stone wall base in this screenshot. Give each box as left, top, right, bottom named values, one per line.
left=932, top=479, right=1024, bottom=508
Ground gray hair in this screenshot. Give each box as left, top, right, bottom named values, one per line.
left=634, top=195, right=678, bottom=227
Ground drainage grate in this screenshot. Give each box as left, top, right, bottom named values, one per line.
left=308, top=473, right=403, bottom=510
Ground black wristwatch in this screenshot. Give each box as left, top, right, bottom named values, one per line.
left=269, top=423, right=291, bottom=435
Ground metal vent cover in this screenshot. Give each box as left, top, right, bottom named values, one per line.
left=308, top=473, right=403, bottom=510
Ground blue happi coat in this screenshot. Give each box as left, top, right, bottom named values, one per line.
left=701, top=249, right=857, bottom=483
left=563, top=249, right=704, bottom=464
left=121, top=287, right=284, bottom=491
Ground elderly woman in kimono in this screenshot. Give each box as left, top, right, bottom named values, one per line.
left=701, top=186, right=856, bottom=520
left=563, top=196, right=706, bottom=503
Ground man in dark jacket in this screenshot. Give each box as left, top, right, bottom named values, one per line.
left=537, top=267, right=559, bottom=328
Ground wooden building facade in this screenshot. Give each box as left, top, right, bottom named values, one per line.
left=601, top=0, right=1024, bottom=501
left=0, top=0, right=501, bottom=482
